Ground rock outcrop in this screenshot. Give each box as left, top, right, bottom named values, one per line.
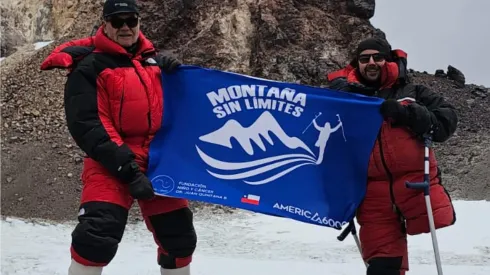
left=0, top=0, right=100, bottom=57
left=1, top=0, right=489, bottom=222
left=447, top=65, right=466, bottom=88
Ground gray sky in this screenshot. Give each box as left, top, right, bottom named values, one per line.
left=371, top=0, right=490, bottom=87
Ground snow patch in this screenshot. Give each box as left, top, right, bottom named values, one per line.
left=33, top=40, right=54, bottom=50
left=1, top=200, right=489, bottom=274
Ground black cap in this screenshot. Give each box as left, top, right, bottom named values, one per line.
left=103, top=0, right=139, bottom=18
left=356, top=37, right=392, bottom=56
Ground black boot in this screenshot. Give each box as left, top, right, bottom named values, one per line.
left=366, top=257, right=403, bottom=275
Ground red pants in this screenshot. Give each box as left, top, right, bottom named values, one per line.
left=70, top=161, right=197, bottom=269
left=359, top=209, right=409, bottom=274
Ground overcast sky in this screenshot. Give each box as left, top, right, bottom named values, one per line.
left=371, top=0, right=490, bottom=87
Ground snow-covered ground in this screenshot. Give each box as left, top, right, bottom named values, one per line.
left=1, top=200, right=489, bottom=274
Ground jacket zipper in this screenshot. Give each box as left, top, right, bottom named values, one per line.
left=373, top=89, right=406, bottom=231
left=377, top=131, right=402, bottom=218
left=147, top=112, right=151, bottom=135
left=130, top=59, right=152, bottom=147
left=119, top=89, right=126, bottom=137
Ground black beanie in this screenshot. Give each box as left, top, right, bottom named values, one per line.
left=356, top=37, right=392, bottom=57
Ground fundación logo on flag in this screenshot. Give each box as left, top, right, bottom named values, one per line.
left=241, top=194, right=260, bottom=205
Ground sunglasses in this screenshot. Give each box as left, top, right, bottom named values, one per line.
left=358, top=53, right=385, bottom=64
left=107, top=16, right=139, bottom=28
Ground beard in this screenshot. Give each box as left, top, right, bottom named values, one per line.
left=363, top=64, right=381, bottom=81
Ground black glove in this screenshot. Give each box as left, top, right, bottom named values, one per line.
left=328, top=78, right=349, bottom=91
left=128, top=172, right=155, bottom=200
left=380, top=99, right=432, bottom=135
left=119, top=162, right=155, bottom=200
left=348, top=82, right=376, bottom=96
left=155, top=53, right=181, bottom=74
left=328, top=78, right=376, bottom=96
left=380, top=99, right=410, bottom=124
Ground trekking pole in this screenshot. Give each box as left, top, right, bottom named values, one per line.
left=337, top=220, right=367, bottom=267
left=405, top=134, right=443, bottom=275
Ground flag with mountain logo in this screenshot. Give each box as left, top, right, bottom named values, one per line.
left=147, top=65, right=384, bottom=229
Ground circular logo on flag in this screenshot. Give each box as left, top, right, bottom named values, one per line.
left=151, top=175, right=175, bottom=195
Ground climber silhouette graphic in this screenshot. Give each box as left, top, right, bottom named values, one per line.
left=312, top=116, right=343, bottom=164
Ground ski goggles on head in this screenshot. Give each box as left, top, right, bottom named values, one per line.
left=358, top=53, right=386, bottom=64
left=106, top=15, right=139, bottom=28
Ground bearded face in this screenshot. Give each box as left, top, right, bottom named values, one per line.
left=357, top=50, right=386, bottom=83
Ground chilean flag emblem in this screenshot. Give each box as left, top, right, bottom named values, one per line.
left=241, top=194, right=260, bottom=205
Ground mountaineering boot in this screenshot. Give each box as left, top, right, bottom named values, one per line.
left=365, top=257, right=405, bottom=275
left=160, top=265, right=191, bottom=275
left=68, top=259, right=103, bottom=275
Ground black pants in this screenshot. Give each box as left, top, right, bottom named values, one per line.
left=70, top=201, right=197, bottom=269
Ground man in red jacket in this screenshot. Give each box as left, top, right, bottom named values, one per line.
left=41, top=1, right=195, bottom=274
left=326, top=38, right=458, bottom=274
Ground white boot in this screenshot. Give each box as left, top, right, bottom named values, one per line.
left=68, top=259, right=103, bottom=275
left=160, top=265, right=190, bottom=275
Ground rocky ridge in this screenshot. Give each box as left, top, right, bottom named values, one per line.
left=0, top=0, right=104, bottom=58
left=405, top=69, right=489, bottom=200
left=1, top=0, right=488, bottom=222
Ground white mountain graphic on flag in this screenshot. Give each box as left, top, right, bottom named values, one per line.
left=195, top=111, right=324, bottom=185
left=198, top=111, right=315, bottom=157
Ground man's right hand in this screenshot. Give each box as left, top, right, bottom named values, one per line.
left=155, top=53, right=181, bottom=74
left=128, top=172, right=155, bottom=200
left=327, top=78, right=376, bottom=96
left=119, top=161, right=155, bottom=200
left=328, top=78, right=349, bottom=91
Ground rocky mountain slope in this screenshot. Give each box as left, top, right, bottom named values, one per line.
left=1, top=0, right=102, bottom=58
left=1, top=0, right=488, bottom=222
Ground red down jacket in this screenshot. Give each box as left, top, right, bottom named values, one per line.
left=326, top=50, right=457, bottom=268
left=40, top=26, right=163, bottom=203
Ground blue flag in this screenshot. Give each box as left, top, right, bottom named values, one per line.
left=147, top=65, right=383, bottom=229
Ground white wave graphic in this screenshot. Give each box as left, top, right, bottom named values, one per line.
left=195, top=145, right=316, bottom=169
left=243, top=162, right=314, bottom=185
left=196, top=145, right=316, bottom=185
left=198, top=111, right=315, bottom=157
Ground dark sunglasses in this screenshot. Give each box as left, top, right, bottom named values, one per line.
left=107, top=16, right=139, bottom=28
left=358, top=53, right=385, bottom=64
